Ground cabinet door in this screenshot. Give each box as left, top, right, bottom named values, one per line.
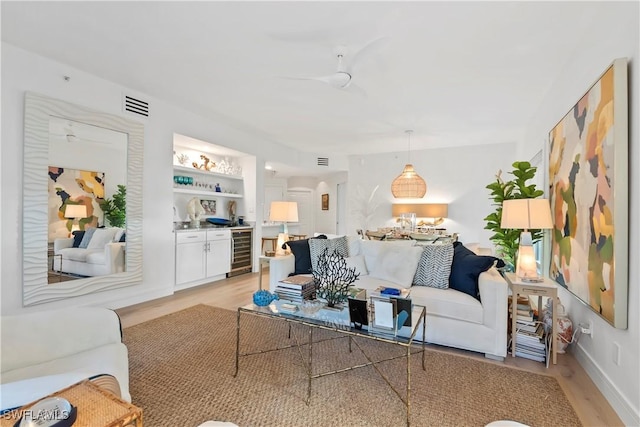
left=206, top=239, right=231, bottom=277
left=176, top=241, right=206, bottom=285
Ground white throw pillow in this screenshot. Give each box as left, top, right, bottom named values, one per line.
left=87, top=228, right=118, bottom=250
left=360, top=239, right=416, bottom=273
left=112, top=227, right=125, bottom=243
left=344, top=255, right=368, bottom=276
left=368, top=245, right=423, bottom=289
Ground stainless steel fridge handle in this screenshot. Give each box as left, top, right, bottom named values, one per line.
left=231, top=238, right=235, bottom=263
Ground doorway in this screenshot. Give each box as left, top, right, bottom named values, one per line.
left=287, top=190, right=314, bottom=237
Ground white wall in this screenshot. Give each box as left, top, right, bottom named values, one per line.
left=0, top=42, right=330, bottom=314
left=314, top=172, right=348, bottom=235
left=346, top=143, right=516, bottom=248
left=518, top=5, right=639, bottom=424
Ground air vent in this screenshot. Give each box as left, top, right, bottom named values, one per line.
left=123, top=95, right=149, bottom=118
left=317, top=157, right=329, bottom=167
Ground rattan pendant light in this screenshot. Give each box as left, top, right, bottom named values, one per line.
left=391, top=130, right=427, bottom=198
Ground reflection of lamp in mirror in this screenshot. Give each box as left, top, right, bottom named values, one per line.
left=501, top=199, right=553, bottom=282
left=64, top=204, right=87, bottom=234
left=269, top=201, right=298, bottom=255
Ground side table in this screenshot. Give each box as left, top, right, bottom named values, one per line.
left=0, top=379, right=142, bottom=427
left=504, top=272, right=558, bottom=365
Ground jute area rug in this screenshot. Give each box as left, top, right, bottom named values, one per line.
left=123, top=304, right=581, bottom=427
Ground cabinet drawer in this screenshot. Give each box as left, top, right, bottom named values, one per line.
left=176, top=231, right=205, bottom=244
left=519, top=287, right=553, bottom=296
left=207, top=229, right=231, bottom=241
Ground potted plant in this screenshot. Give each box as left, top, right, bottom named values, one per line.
left=484, top=161, right=544, bottom=270
left=100, top=184, right=126, bottom=228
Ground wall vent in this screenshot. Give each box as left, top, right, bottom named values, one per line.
left=123, top=95, right=149, bottom=118
left=317, top=157, right=329, bottom=167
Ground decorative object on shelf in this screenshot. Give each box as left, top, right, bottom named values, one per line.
left=542, top=298, right=573, bottom=353
left=228, top=200, right=237, bottom=224
left=549, top=58, right=629, bottom=329
left=313, top=247, right=360, bottom=308
left=200, top=199, right=216, bottom=215
left=200, top=154, right=216, bottom=171
left=175, top=152, right=189, bottom=166
left=99, top=184, right=126, bottom=228
left=501, top=198, right=553, bottom=282
left=321, top=193, right=329, bottom=210
left=391, top=130, right=426, bottom=199
left=252, top=289, right=279, bottom=306
left=484, top=161, right=545, bottom=270
left=186, top=197, right=205, bottom=227
left=215, top=183, right=221, bottom=192
left=269, top=201, right=299, bottom=256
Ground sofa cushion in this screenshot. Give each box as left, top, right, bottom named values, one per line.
left=344, top=255, right=368, bottom=276
left=367, top=244, right=423, bottom=289
left=308, top=236, right=349, bottom=272
left=87, top=228, right=119, bottom=250
left=71, top=230, right=85, bottom=248
left=78, top=227, right=97, bottom=248
left=409, top=285, right=483, bottom=324
left=413, top=243, right=454, bottom=289
left=359, top=239, right=415, bottom=272
left=85, top=250, right=107, bottom=265
left=58, top=247, right=102, bottom=262
left=449, top=242, right=505, bottom=300
left=284, top=238, right=313, bottom=275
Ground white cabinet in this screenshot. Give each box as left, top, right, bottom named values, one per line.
left=175, top=229, right=231, bottom=288
left=206, top=230, right=231, bottom=277
left=175, top=231, right=206, bottom=285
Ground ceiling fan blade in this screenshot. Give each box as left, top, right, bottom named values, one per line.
left=348, top=36, right=390, bottom=72
left=279, top=75, right=333, bottom=84
left=344, top=82, right=368, bottom=98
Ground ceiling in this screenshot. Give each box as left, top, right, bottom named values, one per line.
left=1, top=1, right=612, bottom=157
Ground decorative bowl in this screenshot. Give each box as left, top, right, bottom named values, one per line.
left=299, top=300, right=323, bottom=316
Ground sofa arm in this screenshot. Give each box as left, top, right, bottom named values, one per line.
left=268, top=255, right=295, bottom=292
left=105, top=242, right=125, bottom=273
left=1, top=307, right=124, bottom=374
left=478, top=268, right=509, bottom=331
left=54, top=238, right=73, bottom=253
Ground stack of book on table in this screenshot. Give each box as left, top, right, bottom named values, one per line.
left=508, top=295, right=547, bottom=363
left=275, top=275, right=316, bottom=303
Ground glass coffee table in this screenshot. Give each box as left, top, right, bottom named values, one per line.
left=234, top=300, right=427, bottom=427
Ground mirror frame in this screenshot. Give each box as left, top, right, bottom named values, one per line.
left=23, top=92, right=144, bottom=306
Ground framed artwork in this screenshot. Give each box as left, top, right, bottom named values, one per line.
left=321, top=193, right=329, bottom=210
left=548, top=58, right=628, bottom=328
left=200, top=199, right=217, bottom=215
left=48, top=166, right=104, bottom=241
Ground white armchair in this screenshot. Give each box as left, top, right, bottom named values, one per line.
left=53, top=236, right=125, bottom=277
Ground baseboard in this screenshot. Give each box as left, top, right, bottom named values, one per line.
left=574, top=342, right=640, bottom=426
left=106, top=287, right=174, bottom=310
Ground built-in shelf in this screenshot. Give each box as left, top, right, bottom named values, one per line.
left=173, top=188, right=243, bottom=198
left=173, top=165, right=243, bottom=181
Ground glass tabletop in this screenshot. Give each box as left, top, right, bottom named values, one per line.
left=239, top=299, right=426, bottom=345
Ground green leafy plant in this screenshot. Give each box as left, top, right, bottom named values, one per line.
left=100, top=184, right=126, bottom=228
left=484, top=161, right=544, bottom=269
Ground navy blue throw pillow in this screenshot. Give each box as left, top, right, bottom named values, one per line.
left=284, top=239, right=313, bottom=275
left=71, top=230, right=85, bottom=248
left=449, top=242, right=505, bottom=300
left=119, top=232, right=126, bottom=242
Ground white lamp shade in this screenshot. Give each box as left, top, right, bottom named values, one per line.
left=269, top=201, right=298, bottom=222
left=64, top=204, right=87, bottom=219
left=500, top=199, right=552, bottom=230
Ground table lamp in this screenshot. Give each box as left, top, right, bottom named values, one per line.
left=500, top=198, right=553, bottom=282
left=64, top=204, right=87, bottom=234
left=269, top=201, right=299, bottom=255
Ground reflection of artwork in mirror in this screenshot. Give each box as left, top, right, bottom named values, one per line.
left=200, top=199, right=216, bottom=215
left=48, top=167, right=104, bottom=240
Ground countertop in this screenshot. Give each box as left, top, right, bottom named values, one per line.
left=174, top=223, right=253, bottom=232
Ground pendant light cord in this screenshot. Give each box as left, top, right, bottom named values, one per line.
left=406, top=130, right=413, bottom=164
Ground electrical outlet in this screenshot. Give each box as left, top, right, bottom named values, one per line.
left=613, top=342, right=621, bottom=366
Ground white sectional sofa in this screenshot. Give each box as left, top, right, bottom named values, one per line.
left=53, top=227, right=125, bottom=277
left=1, top=307, right=130, bottom=410
left=269, top=237, right=508, bottom=360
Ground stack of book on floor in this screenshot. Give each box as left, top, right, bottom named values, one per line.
left=508, top=295, right=547, bottom=363
left=275, top=275, right=316, bottom=303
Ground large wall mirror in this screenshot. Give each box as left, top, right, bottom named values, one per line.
left=23, top=92, right=144, bottom=306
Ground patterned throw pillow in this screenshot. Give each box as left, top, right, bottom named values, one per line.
left=413, top=243, right=454, bottom=288
left=308, top=236, right=349, bottom=272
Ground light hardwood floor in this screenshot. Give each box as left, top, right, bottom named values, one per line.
left=116, top=270, right=623, bottom=426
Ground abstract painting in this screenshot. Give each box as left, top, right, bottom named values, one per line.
left=48, top=167, right=105, bottom=241
left=548, top=58, right=628, bottom=328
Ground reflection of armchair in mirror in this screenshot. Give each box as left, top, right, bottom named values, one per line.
left=23, top=92, right=144, bottom=305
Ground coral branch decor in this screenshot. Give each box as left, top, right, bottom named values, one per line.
left=313, top=248, right=360, bottom=308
